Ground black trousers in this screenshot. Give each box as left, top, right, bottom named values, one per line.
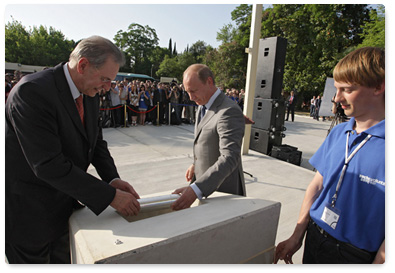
left=303, top=220, right=377, bottom=264
left=286, top=105, right=295, bottom=121
left=5, top=231, right=71, bottom=264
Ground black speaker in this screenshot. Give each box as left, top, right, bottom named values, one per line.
left=250, top=127, right=284, bottom=155
left=271, top=145, right=302, bottom=166
left=255, top=37, right=287, bottom=99
left=252, top=98, right=286, bottom=131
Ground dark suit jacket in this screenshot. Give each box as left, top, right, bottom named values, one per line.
left=193, top=91, right=246, bottom=197
left=286, top=94, right=297, bottom=109
left=5, top=63, right=118, bottom=246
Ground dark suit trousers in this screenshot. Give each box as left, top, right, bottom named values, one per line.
left=286, top=105, right=295, bottom=121
left=6, top=230, right=71, bottom=264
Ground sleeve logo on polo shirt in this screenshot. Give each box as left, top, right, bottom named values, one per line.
left=359, top=174, right=385, bottom=187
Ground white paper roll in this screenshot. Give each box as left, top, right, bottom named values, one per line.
left=138, top=194, right=180, bottom=205
left=137, top=194, right=180, bottom=212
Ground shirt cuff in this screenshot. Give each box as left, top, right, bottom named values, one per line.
left=109, top=178, right=120, bottom=185
left=190, top=183, right=203, bottom=200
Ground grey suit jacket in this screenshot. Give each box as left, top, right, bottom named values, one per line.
left=193, top=91, right=246, bottom=197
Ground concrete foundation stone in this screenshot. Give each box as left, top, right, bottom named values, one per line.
left=69, top=192, right=281, bottom=264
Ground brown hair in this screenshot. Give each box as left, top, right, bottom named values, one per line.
left=184, top=64, right=216, bottom=85
left=333, top=47, right=385, bottom=88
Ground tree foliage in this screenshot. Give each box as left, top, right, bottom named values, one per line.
left=156, top=42, right=206, bottom=81
left=357, top=5, right=385, bottom=48
left=5, top=18, right=74, bottom=66
left=259, top=4, right=372, bottom=103
left=188, top=40, right=208, bottom=63
left=204, top=41, right=247, bottom=90
left=114, top=23, right=159, bottom=74
left=217, top=23, right=237, bottom=44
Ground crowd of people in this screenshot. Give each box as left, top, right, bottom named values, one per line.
left=6, top=70, right=247, bottom=127
left=308, top=95, right=325, bottom=121
left=5, top=71, right=23, bottom=102
left=4, top=70, right=350, bottom=127
left=97, top=79, right=246, bottom=128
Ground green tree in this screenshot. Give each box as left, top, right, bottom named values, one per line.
left=189, top=40, right=208, bottom=63
left=177, top=52, right=196, bottom=75
left=29, top=25, right=74, bottom=66
left=168, top=38, right=173, bottom=57
left=204, top=41, right=246, bottom=90
left=5, top=19, right=74, bottom=66
left=261, top=4, right=371, bottom=104
left=173, top=42, right=177, bottom=56
left=156, top=51, right=196, bottom=81
left=231, top=4, right=253, bottom=48
left=148, top=46, right=171, bottom=78
left=358, top=5, right=385, bottom=48
left=114, top=23, right=159, bottom=74
left=5, top=19, right=30, bottom=64
left=156, top=55, right=181, bottom=79
left=216, top=23, right=237, bottom=44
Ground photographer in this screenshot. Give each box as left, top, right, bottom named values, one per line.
left=138, top=84, right=149, bottom=125
left=331, top=95, right=348, bottom=123
left=110, top=81, right=122, bottom=127
left=169, top=84, right=181, bottom=125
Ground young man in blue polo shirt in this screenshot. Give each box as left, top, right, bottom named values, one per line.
left=274, top=47, right=385, bottom=264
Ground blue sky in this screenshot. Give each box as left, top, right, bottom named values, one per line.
left=4, top=3, right=251, bottom=52
left=3, top=1, right=388, bottom=53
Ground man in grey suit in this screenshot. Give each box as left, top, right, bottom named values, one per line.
left=172, top=64, right=246, bottom=210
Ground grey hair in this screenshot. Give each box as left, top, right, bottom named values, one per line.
left=69, top=36, right=125, bottom=68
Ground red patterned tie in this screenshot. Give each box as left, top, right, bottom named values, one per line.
left=75, top=95, right=84, bottom=126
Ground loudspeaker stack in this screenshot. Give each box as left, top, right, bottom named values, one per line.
left=250, top=37, right=287, bottom=155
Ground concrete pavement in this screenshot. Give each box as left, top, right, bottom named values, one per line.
left=88, top=114, right=332, bottom=264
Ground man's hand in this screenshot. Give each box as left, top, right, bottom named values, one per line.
left=185, top=164, right=195, bottom=182
left=171, top=186, right=197, bottom=211
left=109, top=179, right=140, bottom=216
left=274, top=235, right=303, bottom=264
left=110, top=179, right=140, bottom=199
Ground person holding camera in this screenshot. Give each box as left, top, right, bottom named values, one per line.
left=138, top=84, right=149, bottom=125
left=169, top=85, right=181, bottom=125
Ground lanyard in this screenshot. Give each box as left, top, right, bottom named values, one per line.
left=331, top=132, right=372, bottom=207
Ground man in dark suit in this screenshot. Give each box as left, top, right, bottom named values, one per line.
left=171, top=64, right=245, bottom=210
left=5, top=36, right=141, bottom=264
left=286, top=90, right=297, bottom=122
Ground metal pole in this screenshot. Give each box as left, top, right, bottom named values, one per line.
left=124, top=104, right=127, bottom=127
left=157, top=102, right=160, bottom=126
left=168, top=103, right=171, bottom=125
left=242, top=4, right=262, bottom=155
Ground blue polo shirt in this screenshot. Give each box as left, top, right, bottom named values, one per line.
left=309, top=117, right=385, bottom=252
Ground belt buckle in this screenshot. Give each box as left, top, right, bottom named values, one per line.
left=313, top=220, right=327, bottom=237
left=319, top=226, right=327, bottom=237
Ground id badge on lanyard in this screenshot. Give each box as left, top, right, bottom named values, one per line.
left=321, top=132, right=372, bottom=230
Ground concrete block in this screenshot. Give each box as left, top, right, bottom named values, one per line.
left=69, top=192, right=281, bottom=264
